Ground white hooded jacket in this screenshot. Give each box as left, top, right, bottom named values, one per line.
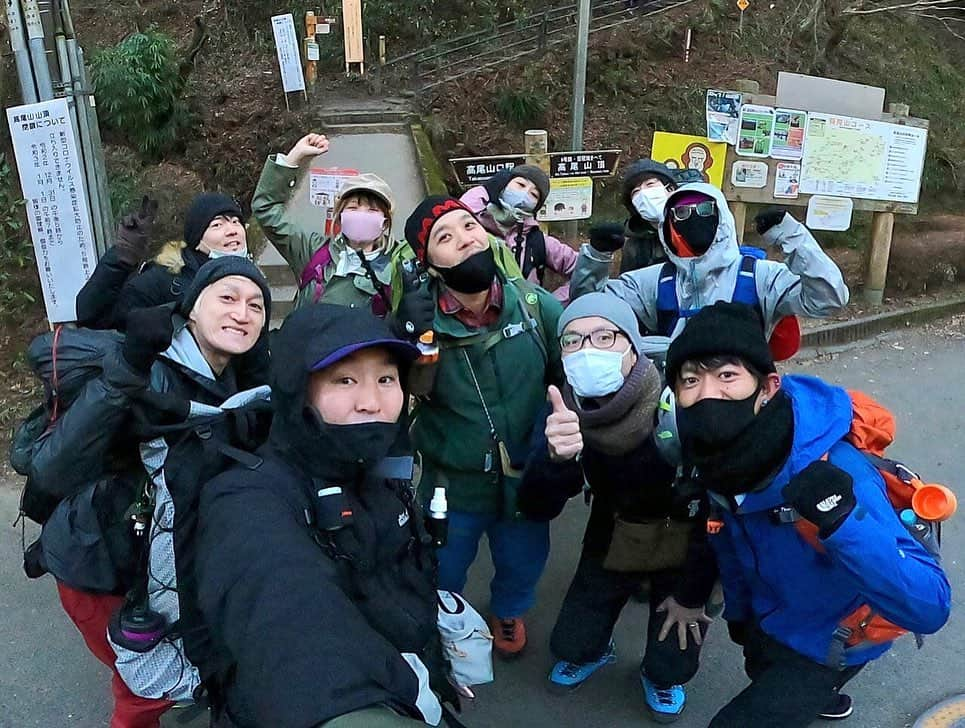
left=570, top=183, right=850, bottom=337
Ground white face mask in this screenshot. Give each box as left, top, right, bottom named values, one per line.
left=562, top=347, right=631, bottom=398
left=631, top=186, right=670, bottom=223
left=206, top=246, right=249, bottom=259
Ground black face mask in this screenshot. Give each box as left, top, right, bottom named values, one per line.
left=670, top=213, right=718, bottom=255
left=676, top=390, right=759, bottom=457
left=435, top=246, right=497, bottom=294
left=286, top=408, right=401, bottom=481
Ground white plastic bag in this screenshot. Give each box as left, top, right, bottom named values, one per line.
left=436, top=590, right=494, bottom=687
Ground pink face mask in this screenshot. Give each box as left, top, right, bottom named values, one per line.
left=339, top=209, right=386, bottom=243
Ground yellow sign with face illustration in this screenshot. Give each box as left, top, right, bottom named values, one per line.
left=651, top=132, right=728, bottom=188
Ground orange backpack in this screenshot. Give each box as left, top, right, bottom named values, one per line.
left=792, top=390, right=954, bottom=665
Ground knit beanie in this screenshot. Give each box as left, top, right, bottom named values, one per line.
left=665, top=302, right=775, bottom=387
left=184, top=193, right=245, bottom=249
left=404, top=195, right=477, bottom=262
left=482, top=165, right=551, bottom=209
left=557, top=292, right=644, bottom=354
left=179, top=256, right=272, bottom=323
left=621, top=159, right=677, bottom=212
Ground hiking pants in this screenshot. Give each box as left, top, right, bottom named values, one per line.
left=709, top=624, right=864, bottom=727
left=436, top=510, right=550, bottom=618
left=550, top=554, right=706, bottom=688
left=57, top=582, right=175, bottom=728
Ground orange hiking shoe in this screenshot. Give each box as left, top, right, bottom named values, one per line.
left=489, top=616, right=527, bottom=659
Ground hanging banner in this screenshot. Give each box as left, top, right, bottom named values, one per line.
left=651, top=132, right=727, bottom=188
left=271, top=14, right=306, bottom=93
left=6, top=98, right=97, bottom=323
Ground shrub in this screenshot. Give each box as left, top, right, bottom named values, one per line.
left=494, top=88, right=547, bottom=128
left=0, top=153, right=38, bottom=315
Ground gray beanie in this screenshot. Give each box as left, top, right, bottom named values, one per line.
left=558, top=292, right=644, bottom=354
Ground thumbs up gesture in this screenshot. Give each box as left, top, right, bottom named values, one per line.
left=546, top=385, right=583, bottom=462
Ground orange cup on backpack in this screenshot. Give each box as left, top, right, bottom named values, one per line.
left=910, top=479, right=958, bottom=522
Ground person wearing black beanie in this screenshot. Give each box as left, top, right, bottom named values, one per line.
left=667, top=301, right=950, bottom=727
left=183, top=192, right=247, bottom=255
left=459, top=164, right=578, bottom=301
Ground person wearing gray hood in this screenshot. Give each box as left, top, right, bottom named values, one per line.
left=570, top=183, right=849, bottom=353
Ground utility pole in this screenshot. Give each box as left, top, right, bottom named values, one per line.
left=566, top=0, right=591, bottom=242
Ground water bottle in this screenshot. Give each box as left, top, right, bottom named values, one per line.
left=899, top=509, right=940, bottom=557
left=416, top=330, right=439, bottom=365
left=427, top=486, right=448, bottom=548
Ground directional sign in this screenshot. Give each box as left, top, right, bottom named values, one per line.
left=549, top=149, right=622, bottom=179
left=450, top=155, right=527, bottom=187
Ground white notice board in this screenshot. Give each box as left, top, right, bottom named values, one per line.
left=800, top=113, right=928, bottom=204
left=6, top=98, right=97, bottom=323
left=271, top=14, right=306, bottom=93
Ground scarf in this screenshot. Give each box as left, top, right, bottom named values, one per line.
left=562, top=355, right=663, bottom=456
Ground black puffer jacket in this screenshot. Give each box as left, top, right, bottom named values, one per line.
left=196, top=305, right=438, bottom=728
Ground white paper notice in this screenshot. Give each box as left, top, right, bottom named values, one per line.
left=731, top=161, right=768, bottom=188
left=806, top=195, right=853, bottom=231
left=537, top=177, right=594, bottom=222
left=271, top=14, right=306, bottom=93
left=6, top=98, right=97, bottom=323
left=774, top=162, right=801, bottom=199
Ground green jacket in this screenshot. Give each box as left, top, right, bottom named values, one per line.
left=251, top=156, right=408, bottom=310
left=412, top=274, right=563, bottom=517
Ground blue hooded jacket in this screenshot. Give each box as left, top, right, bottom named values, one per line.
left=711, top=375, right=951, bottom=667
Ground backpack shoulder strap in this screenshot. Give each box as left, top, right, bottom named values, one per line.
left=732, top=254, right=761, bottom=309
left=298, top=241, right=333, bottom=301
left=655, top=261, right=679, bottom=337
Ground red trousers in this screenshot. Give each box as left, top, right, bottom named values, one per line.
left=57, top=582, right=175, bottom=728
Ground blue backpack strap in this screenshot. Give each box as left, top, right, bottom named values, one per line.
left=655, top=261, right=679, bottom=336
left=734, top=246, right=763, bottom=316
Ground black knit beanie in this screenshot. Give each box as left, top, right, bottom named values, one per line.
left=184, top=193, right=245, bottom=249
left=179, top=256, right=272, bottom=323
left=665, top=302, right=775, bottom=386
left=404, top=195, right=476, bottom=262
left=482, top=165, right=551, bottom=209
left=621, top=159, right=677, bottom=212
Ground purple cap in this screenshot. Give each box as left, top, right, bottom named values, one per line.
left=311, top=338, right=420, bottom=372
left=669, top=190, right=714, bottom=208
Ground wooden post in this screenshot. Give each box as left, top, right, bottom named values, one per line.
left=304, top=12, right=318, bottom=87
left=524, top=129, right=552, bottom=235
left=379, top=35, right=386, bottom=65
left=731, top=202, right=748, bottom=244
left=862, top=102, right=909, bottom=306
left=865, top=212, right=894, bottom=305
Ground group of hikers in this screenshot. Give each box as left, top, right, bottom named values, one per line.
left=16, top=131, right=951, bottom=728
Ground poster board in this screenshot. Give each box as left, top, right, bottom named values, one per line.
left=310, top=167, right=360, bottom=236
left=270, top=14, right=306, bottom=93
left=721, top=92, right=928, bottom=215
left=343, top=0, right=364, bottom=65
left=6, top=98, right=97, bottom=323
left=537, top=177, right=593, bottom=221
left=651, top=132, right=727, bottom=188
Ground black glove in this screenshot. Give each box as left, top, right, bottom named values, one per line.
left=754, top=207, right=786, bottom=236
left=115, top=196, right=159, bottom=266
left=727, top=620, right=749, bottom=647
left=391, top=262, right=435, bottom=341
left=781, top=461, right=856, bottom=537
left=122, top=304, right=176, bottom=374
left=588, top=223, right=626, bottom=253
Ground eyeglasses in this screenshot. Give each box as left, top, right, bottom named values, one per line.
left=670, top=200, right=716, bottom=221
left=559, top=328, right=624, bottom=353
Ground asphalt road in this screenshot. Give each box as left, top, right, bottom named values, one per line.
left=2, top=320, right=963, bottom=728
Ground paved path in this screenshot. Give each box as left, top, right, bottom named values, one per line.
left=2, top=321, right=963, bottom=727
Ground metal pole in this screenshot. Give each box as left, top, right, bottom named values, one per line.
left=5, top=0, right=39, bottom=103
left=76, top=45, right=114, bottom=257
left=569, top=0, right=591, bottom=153
left=21, top=0, right=54, bottom=99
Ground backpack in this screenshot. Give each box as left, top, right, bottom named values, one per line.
left=108, top=388, right=272, bottom=702
left=298, top=239, right=394, bottom=316
left=788, top=389, right=953, bottom=666
left=655, top=246, right=801, bottom=361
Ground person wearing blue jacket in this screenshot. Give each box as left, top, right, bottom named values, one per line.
left=664, top=301, right=950, bottom=727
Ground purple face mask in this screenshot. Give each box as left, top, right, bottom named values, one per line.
left=340, top=209, right=386, bottom=243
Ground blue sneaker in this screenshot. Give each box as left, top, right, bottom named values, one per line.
left=641, top=673, right=686, bottom=723
left=548, top=641, right=616, bottom=693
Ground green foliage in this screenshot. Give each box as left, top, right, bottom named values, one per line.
left=494, top=88, right=547, bottom=128
left=363, top=0, right=528, bottom=46
left=90, top=30, right=191, bottom=160
left=0, top=154, right=39, bottom=315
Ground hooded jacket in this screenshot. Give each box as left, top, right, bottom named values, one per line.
left=195, top=305, right=440, bottom=727
left=252, top=155, right=410, bottom=311
left=460, top=185, right=577, bottom=303
left=711, top=375, right=950, bottom=667
left=569, top=183, right=850, bottom=336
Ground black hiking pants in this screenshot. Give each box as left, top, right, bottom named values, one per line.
left=549, top=554, right=706, bottom=688
left=709, top=623, right=864, bottom=727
